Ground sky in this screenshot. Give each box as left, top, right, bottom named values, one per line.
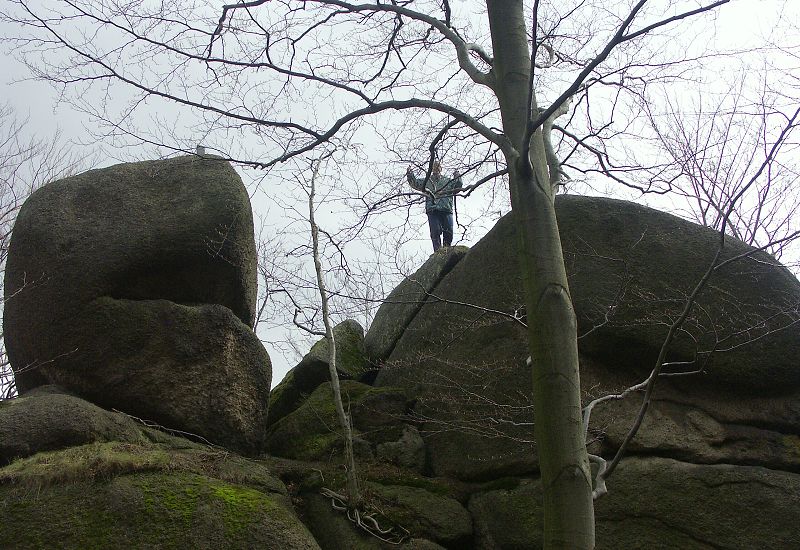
left=3, top=1, right=794, bottom=160
left=1, top=0, right=798, bottom=391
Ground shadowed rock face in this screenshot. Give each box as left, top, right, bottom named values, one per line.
left=267, top=319, right=367, bottom=429
left=468, top=457, right=800, bottom=549
left=364, top=246, right=469, bottom=366
left=265, top=380, right=410, bottom=462
left=6, top=156, right=258, bottom=389
left=4, top=156, right=269, bottom=454
left=373, top=195, right=800, bottom=480
left=553, top=194, right=800, bottom=391
left=61, top=297, right=271, bottom=454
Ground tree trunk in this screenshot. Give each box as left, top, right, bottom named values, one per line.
left=308, top=159, right=362, bottom=509
left=486, top=1, right=595, bottom=547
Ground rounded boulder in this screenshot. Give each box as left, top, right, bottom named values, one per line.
left=5, top=155, right=259, bottom=393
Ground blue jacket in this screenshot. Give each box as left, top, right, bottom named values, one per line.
left=407, top=171, right=463, bottom=213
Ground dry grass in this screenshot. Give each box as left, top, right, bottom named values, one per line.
left=0, top=441, right=236, bottom=488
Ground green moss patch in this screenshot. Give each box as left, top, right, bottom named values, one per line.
left=0, top=471, right=318, bottom=550
left=265, top=381, right=405, bottom=461
left=0, top=442, right=171, bottom=486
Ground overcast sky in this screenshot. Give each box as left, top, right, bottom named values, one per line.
left=3, top=1, right=797, bottom=161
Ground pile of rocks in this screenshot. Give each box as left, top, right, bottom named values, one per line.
left=2, top=158, right=798, bottom=548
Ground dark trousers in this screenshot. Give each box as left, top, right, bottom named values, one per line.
left=426, top=210, right=454, bottom=252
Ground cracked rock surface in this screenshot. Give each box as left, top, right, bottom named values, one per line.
left=4, top=156, right=269, bottom=454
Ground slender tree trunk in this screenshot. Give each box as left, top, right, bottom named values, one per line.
left=308, top=159, right=361, bottom=509
left=486, top=1, right=595, bottom=547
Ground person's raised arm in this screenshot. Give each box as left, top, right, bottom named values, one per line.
left=407, top=166, right=423, bottom=190
left=451, top=170, right=463, bottom=190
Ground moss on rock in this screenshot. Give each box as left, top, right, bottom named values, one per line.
left=265, top=381, right=409, bottom=462
left=0, top=387, right=147, bottom=465
left=0, top=442, right=317, bottom=549
left=267, top=320, right=368, bottom=429
left=0, top=472, right=318, bottom=549
left=0, top=441, right=286, bottom=496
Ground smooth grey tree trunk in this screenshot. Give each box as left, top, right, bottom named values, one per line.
left=486, top=1, right=595, bottom=547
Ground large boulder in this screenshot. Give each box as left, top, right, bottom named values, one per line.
left=0, top=441, right=320, bottom=550
left=364, top=246, right=468, bottom=365
left=553, top=195, right=800, bottom=391
left=467, top=457, right=800, bottom=549
left=3, top=156, right=270, bottom=454
left=60, top=297, right=271, bottom=455
left=267, top=320, right=367, bottom=428
left=0, top=385, right=146, bottom=465
left=375, top=195, right=800, bottom=480
left=5, top=155, right=259, bottom=393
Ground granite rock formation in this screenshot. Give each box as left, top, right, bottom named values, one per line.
left=4, top=156, right=270, bottom=454
left=3, top=191, right=799, bottom=549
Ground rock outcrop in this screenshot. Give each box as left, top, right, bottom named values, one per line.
left=468, top=458, right=800, bottom=549
left=6, top=156, right=259, bottom=383
left=4, top=188, right=799, bottom=549
left=373, top=195, right=800, bottom=480
left=4, top=156, right=270, bottom=454
left=254, top=196, right=799, bottom=547
left=267, top=319, right=367, bottom=429
left=0, top=439, right=319, bottom=550
left=364, top=246, right=468, bottom=365
left=0, top=387, right=319, bottom=549
left=553, top=195, right=800, bottom=391
left=0, top=385, right=146, bottom=465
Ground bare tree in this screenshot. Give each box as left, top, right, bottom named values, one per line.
left=645, top=82, right=800, bottom=265
left=306, top=153, right=363, bottom=513
left=6, top=1, right=789, bottom=546
left=586, top=103, right=800, bottom=498
left=250, top=158, right=405, bottom=378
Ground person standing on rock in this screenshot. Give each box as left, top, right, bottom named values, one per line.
left=407, top=161, right=463, bottom=252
